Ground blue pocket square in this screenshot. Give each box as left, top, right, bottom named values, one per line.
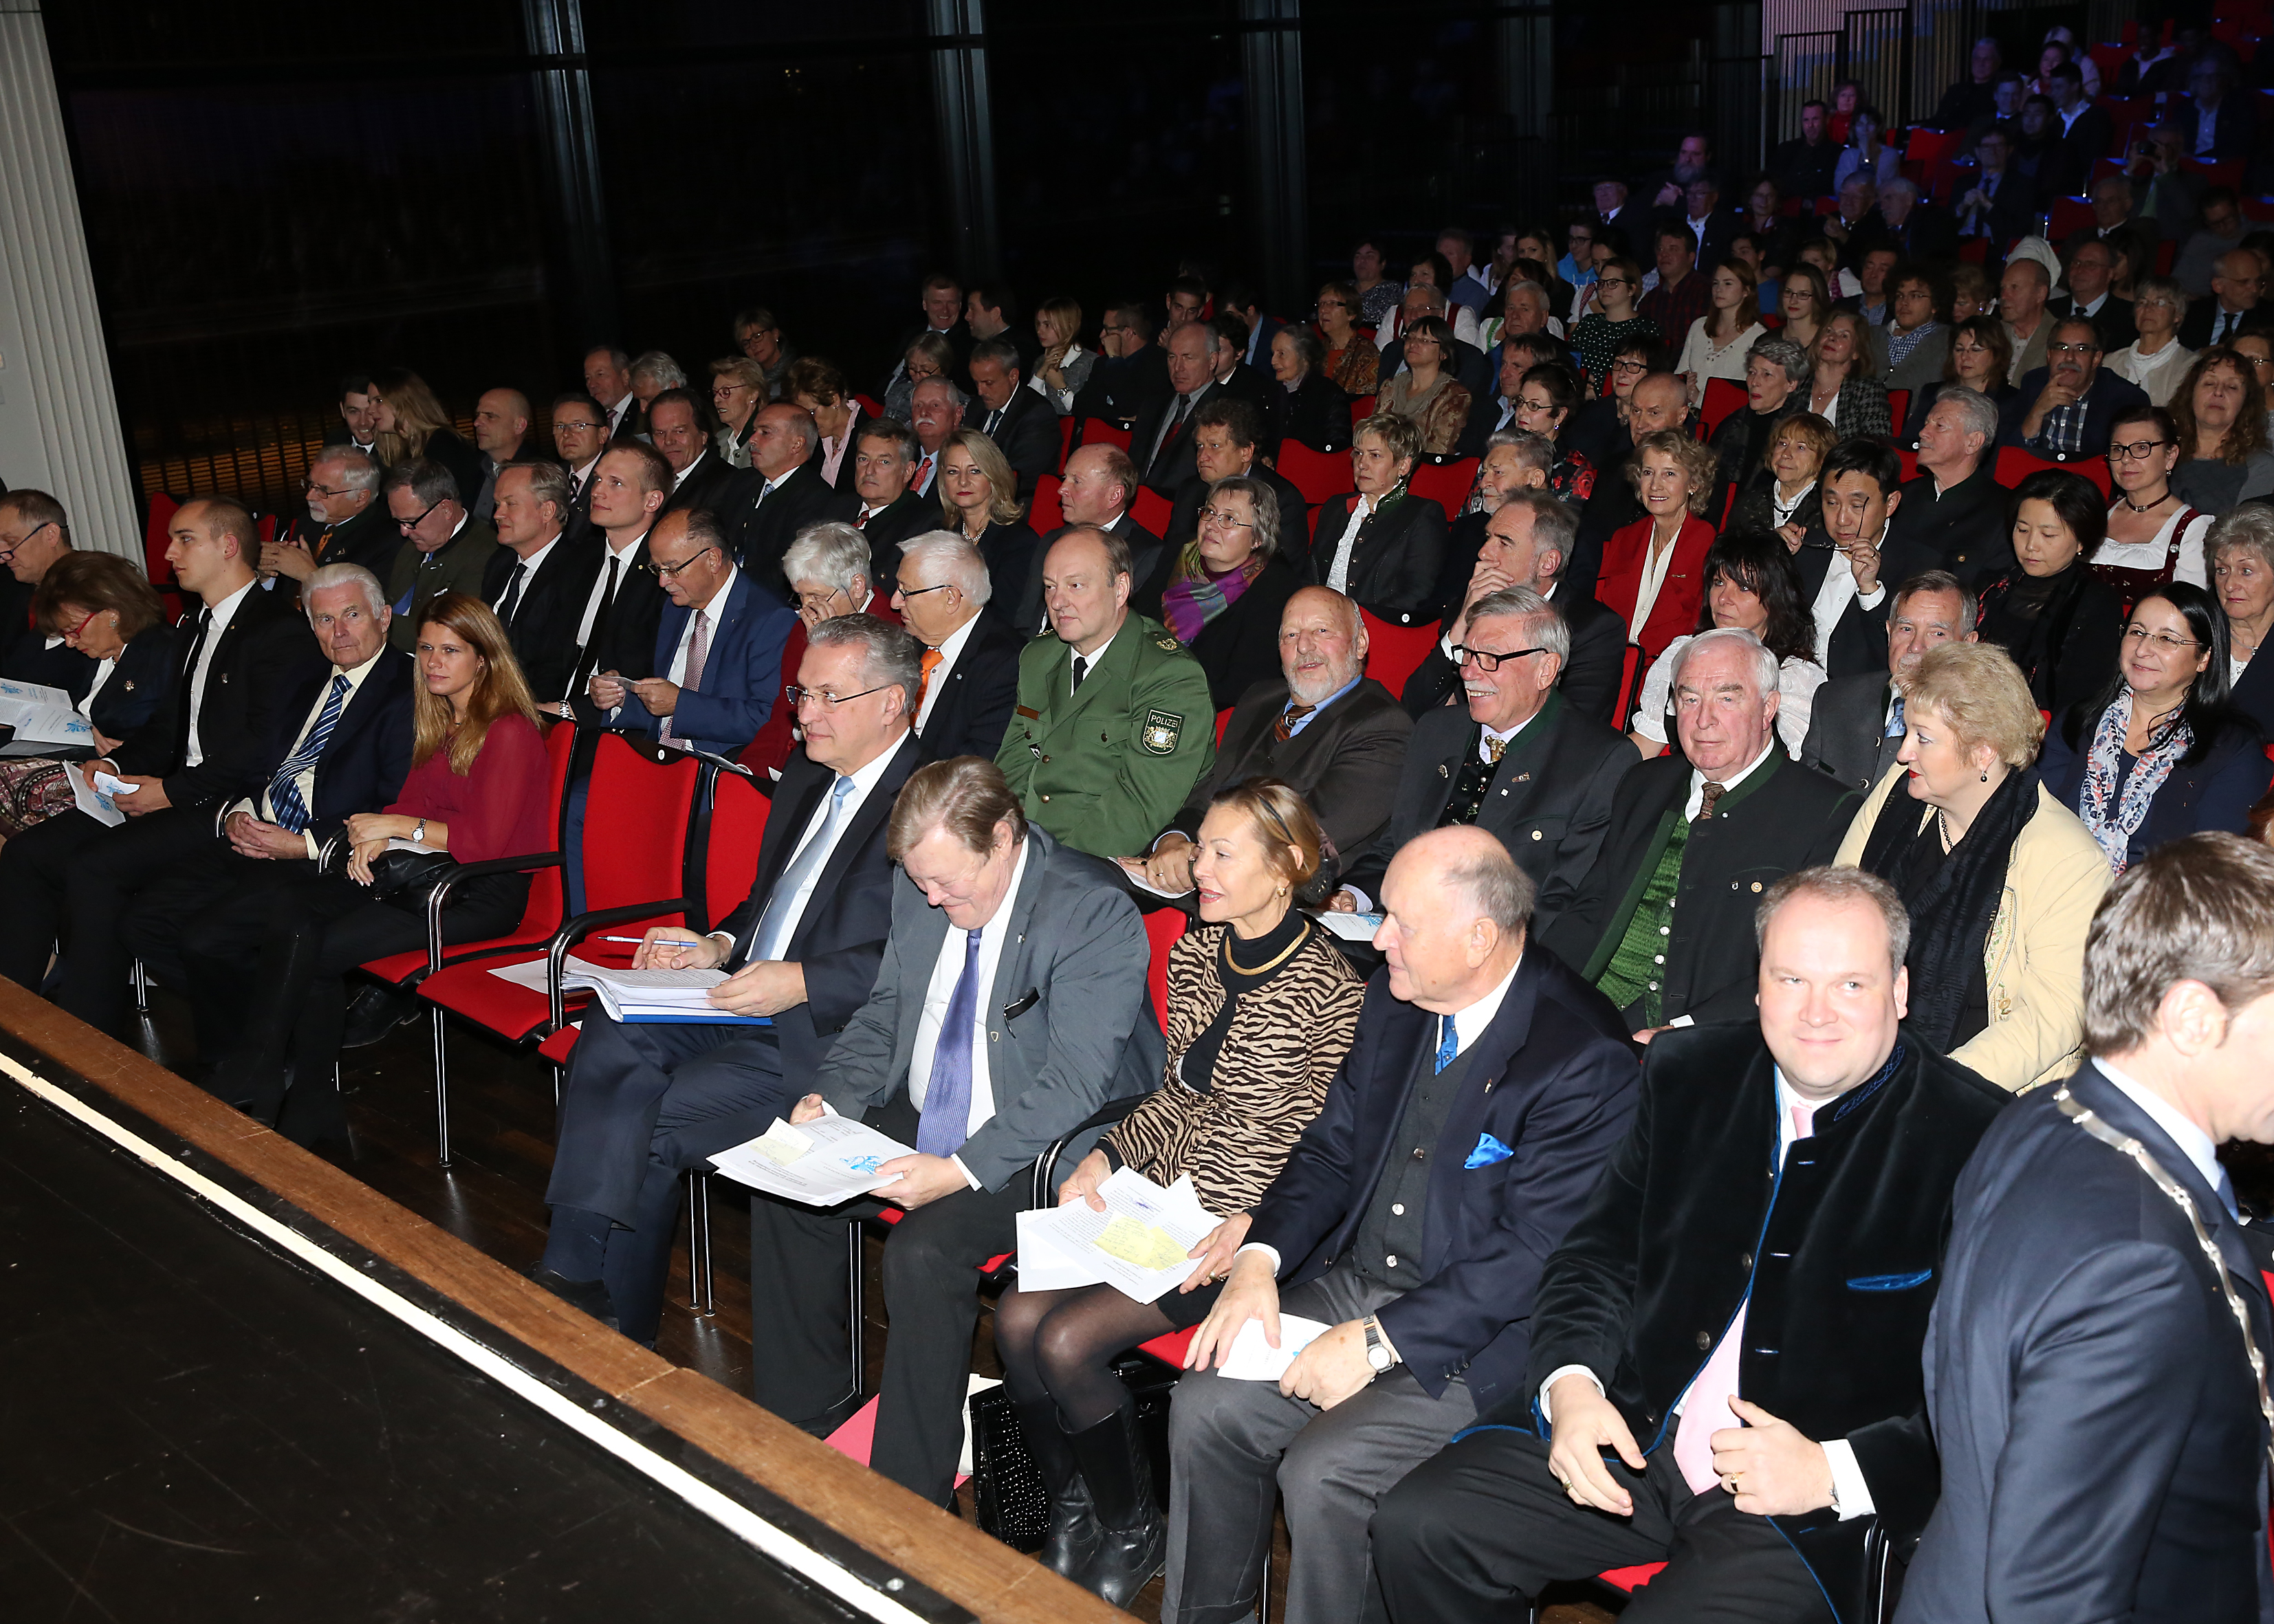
left=1465, top=1132, right=1514, bottom=1170
left=1846, top=1270, right=1933, bottom=1292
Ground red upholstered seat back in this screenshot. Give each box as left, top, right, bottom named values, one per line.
left=1699, top=377, right=1746, bottom=439
left=1277, top=439, right=1357, bottom=505
left=1360, top=611, right=1441, bottom=698
left=581, top=732, right=701, bottom=923
left=1029, top=474, right=1066, bottom=535
left=1143, top=906, right=1185, bottom=1027
left=1407, top=458, right=1478, bottom=514
left=692, top=766, right=769, bottom=933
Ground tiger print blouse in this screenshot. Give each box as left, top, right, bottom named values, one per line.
left=1104, top=917, right=1365, bottom=1218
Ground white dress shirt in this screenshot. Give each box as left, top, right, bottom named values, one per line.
left=906, top=838, right=1035, bottom=1185
left=226, top=646, right=388, bottom=857
left=185, top=580, right=256, bottom=769
left=1808, top=532, right=1889, bottom=667
left=575, top=527, right=648, bottom=652
left=916, top=612, right=982, bottom=734
left=1069, top=626, right=1118, bottom=690
left=1325, top=494, right=1379, bottom=595
left=722, top=739, right=904, bottom=959
left=2099, top=1060, right=2233, bottom=1211
left=604, top=394, right=635, bottom=438
left=494, top=536, right=561, bottom=621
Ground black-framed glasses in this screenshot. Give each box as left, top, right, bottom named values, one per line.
left=2108, top=438, right=2172, bottom=461
left=554, top=418, right=604, bottom=434
left=785, top=682, right=893, bottom=710
left=301, top=477, right=353, bottom=498
left=1453, top=644, right=1549, bottom=672
left=393, top=500, right=444, bottom=534
left=893, top=580, right=953, bottom=601
left=0, top=518, right=54, bottom=560
left=644, top=545, right=721, bottom=580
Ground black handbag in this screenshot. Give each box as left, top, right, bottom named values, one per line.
left=967, top=1385, right=1049, bottom=1552
left=320, top=835, right=457, bottom=901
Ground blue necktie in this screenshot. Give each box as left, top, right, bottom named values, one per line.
left=747, top=777, right=855, bottom=963
left=917, top=928, right=984, bottom=1157
left=1885, top=692, right=1907, bottom=739
left=1434, top=1014, right=1458, bottom=1074
left=265, top=672, right=349, bottom=833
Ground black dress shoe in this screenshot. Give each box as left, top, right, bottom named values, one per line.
left=341, top=985, right=419, bottom=1049
left=791, top=1392, right=864, bottom=1439
left=527, top=1265, right=620, bottom=1332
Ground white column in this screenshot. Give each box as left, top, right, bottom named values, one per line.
left=0, top=1, right=140, bottom=562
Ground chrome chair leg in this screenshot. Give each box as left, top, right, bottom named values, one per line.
left=430, top=1004, right=452, bottom=1167
left=131, top=958, right=151, bottom=1016
left=687, top=1171, right=714, bottom=1316
left=846, top=1218, right=866, bottom=1405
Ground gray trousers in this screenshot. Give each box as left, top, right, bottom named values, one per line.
left=1162, top=1265, right=1477, bottom=1624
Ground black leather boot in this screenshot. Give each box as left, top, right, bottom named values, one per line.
left=1067, top=1402, right=1164, bottom=1605
left=1013, top=1396, right=1099, bottom=1579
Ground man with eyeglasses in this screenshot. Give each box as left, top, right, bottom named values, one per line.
left=466, top=387, right=538, bottom=524
left=1334, top=582, right=1628, bottom=926
left=266, top=448, right=394, bottom=589
left=589, top=507, right=793, bottom=759
left=892, top=529, right=1023, bottom=763
left=532, top=613, right=925, bottom=1343
left=380, top=457, right=499, bottom=653
left=1999, top=315, right=2148, bottom=463
left=2179, top=248, right=2266, bottom=349
left=822, top=418, right=937, bottom=582
left=0, top=489, right=95, bottom=695
left=1070, top=300, right=1170, bottom=428
left=551, top=392, right=611, bottom=519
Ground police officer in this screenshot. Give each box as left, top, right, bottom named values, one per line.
left=996, top=525, right=1215, bottom=860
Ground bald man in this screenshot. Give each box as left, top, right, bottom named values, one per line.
left=469, top=386, right=538, bottom=523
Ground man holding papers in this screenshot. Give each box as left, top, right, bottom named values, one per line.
left=1164, top=826, right=1639, bottom=1624
left=533, top=615, right=922, bottom=1341
left=752, top=756, right=1162, bottom=1509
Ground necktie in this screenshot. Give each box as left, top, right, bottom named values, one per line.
left=1071, top=653, right=1089, bottom=694
left=1885, top=692, right=1907, bottom=739
left=855, top=507, right=871, bottom=529
left=917, top=928, right=985, bottom=1157
left=571, top=555, right=621, bottom=696
left=1274, top=702, right=1315, bottom=742
left=1434, top=1014, right=1458, bottom=1073
left=180, top=606, right=212, bottom=685
left=984, top=408, right=1003, bottom=437
left=914, top=454, right=934, bottom=492
left=917, top=646, right=943, bottom=712
left=314, top=524, right=336, bottom=564
left=658, top=608, right=710, bottom=747
left=265, top=672, right=350, bottom=833
left=748, top=777, right=856, bottom=963
left=1149, top=395, right=1191, bottom=477
left=498, top=562, right=528, bottom=625
left=1694, top=779, right=1727, bottom=825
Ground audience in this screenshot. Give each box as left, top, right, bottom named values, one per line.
left=1674, top=259, right=1766, bottom=408
left=650, top=386, right=743, bottom=519
left=1595, top=427, right=1720, bottom=663
left=734, top=403, right=837, bottom=590
left=2179, top=249, right=2265, bottom=350
left=2169, top=346, right=2274, bottom=512
left=0, top=490, right=94, bottom=697
left=963, top=338, right=1058, bottom=497
left=1314, top=281, right=1381, bottom=396
left=483, top=461, right=597, bottom=707
left=1071, top=300, right=1168, bottom=426
left=1569, top=256, right=1658, bottom=390
left=1901, top=313, right=2015, bottom=446
left=564, top=442, right=672, bottom=714
left=1133, top=321, right=1223, bottom=496
left=934, top=428, right=1040, bottom=619
left=884, top=331, right=954, bottom=430
left=1777, top=261, right=1830, bottom=351
left=1976, top=469, right=2125, bottom=712
left=1036, top=441, right=1164, bottom=633
left=370, top=367, right=481, bottom=505
left=1836, top=640, right=2110, bottom=1091
left=742, top=520, right=897, bottom=778
left=2211, top=505, right=2274, bottom=734
left=1030, top=296, right=1093, bottom=416
left=710, top=358, right=768, bottom=469
left=1307, top=411, right=1448, bottom=627
left=1879, top=261, right=1952, bottom=395
left=1803, top=568, right=1978, bottom=793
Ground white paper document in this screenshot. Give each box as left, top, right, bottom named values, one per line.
left=1014, top=1167, right=1219, bottom=1304
left=1214, top=1314, right=1334, bottom=1382
left=0, top=678, right=94, bottom=749
left=487, top=952, right=763, bottom=1023
left=1309, top=909, right=1382, bottom=943
left=710, top=1114, right=917, bottom=1207
left=63, top=763, right=122, bottom=827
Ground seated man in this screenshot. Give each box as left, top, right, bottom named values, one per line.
left=1430, top=428, right=1551, bottom=619
left=996, top=525, right=1216, bottom=860
left=740, top=520, right=902, bottom=780
left=1403, top=489, right=1624, bottom=723
left=1995, top=314, right=2147, bottom=461
left=1163, top=827, right=1639, bottom=1623
left=821, top=416, right=936, bottom=582
left=0, top=487, right=95, bottom=694
left=1122, top=586, right=1411, bottom=902
left=750, top=757, right=1162, bottom=1506
left=589, top=508, right=796, bottom=758
left=1888, top=388, right=2012, bottom=580
left=0, top=497, right=316, bottom=1033
left=1538, top=630, right=1857, bottom=1038
left=265, top=446, right=397, bottom=588
left=483, top=460, right=604, bottom=706
left=1790, top=439, right=1939, bottom=681
left=1802, top=570, right=1976, bottom=793
left=894, top=531, right=1024, bottom=763
left=1339, top=584, right=1629, bottom=936
left=963, top=337, right=1059, bottom=496
left=1070, top=299, right=1170, bottom=426
left=1024, top=442, right=1163, bottom=634
left=1373, top=866, right=2011, bottom=1623
left=382, top=457, right=500, bottom=651
left=119, top=563, right=417, bottom=1073
left=534, top=615, right=923, bottom=1341
left=1161, top=397, right=1310, bottom=570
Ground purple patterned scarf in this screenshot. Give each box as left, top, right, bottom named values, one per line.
left=1162, top=546, right=1267, bottom=644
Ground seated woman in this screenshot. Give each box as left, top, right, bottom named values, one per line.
left=1976, top=469, right=2125, bottom=714
left=994, top=781, right=1363, bottom=1601
left=1315, top=280, right=1381, bottom=397
left=1628, top=532, right=1826, bottom=759
left=1707, top=335, right=1808, bottom=501
left=1730, top=410, right=1835, bottom=545
left=1031, top=296, right=1094, bottom=416
left=1775, top=262, right=1830, bottom=351
left=1596, top=427, right=1721, bottom=662
left=1800, top=309, right=1892, bottom=439
left=0, top=552, right=173, bottom=839
left=1569, top=257, right=1661, bottom=392
left=1509, top=362, right=1596, bottom=505
left=1133, top=475, right=1300, bottom=711
left=1835, top=640, right=2113, bottom=1093
left=884, top=331, right=954, bottom=429
left=204, top=593, right=550, bottom=1144
left=1377, top=316, right=1472, bottom=455
left=741, top=521, right=899, bottom=780
left=2213, top=505, right=2274, bottom=736
left=2095, top=405, right=2213, bottom=608
left=372, top=366, right=480, bottom=505
left=2103, top=277, right=2193, bottom=408
left=2169, top=346, right=2274, bottom=514
left=937, top=428, right=1040, bottom=621
left=1307, top=411, right=1447, bottom=626
left=1833, top=105, right=1902, bottom=190
left=1271, top=325, right=1354, bottom=450
left=1879, top=262, right=1952, bottom=397
left=1674, top=259, right=1766, bottom=408
left=1899, top=313, right=2014, bottom=447
left=2042, top=583, right=2273, bottom=872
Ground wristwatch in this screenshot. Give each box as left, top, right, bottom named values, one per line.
left=411, top=818, right=427, bottom=846
left=1362, top=1315, right=1394, bottom=1375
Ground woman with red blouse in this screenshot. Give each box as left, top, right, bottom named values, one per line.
left=212, top=592, right=550, bottom=1144
left=1595, top=428, right=1723, bottom=662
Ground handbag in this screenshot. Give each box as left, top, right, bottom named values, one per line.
left=320, top=834, right=457, bottom=901
left=966, top=1385, right=1049, bottom=1552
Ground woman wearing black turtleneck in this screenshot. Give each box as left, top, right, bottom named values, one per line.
left=1974, top=470, right=2124, bottom=714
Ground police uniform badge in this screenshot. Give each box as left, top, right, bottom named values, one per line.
left=1140, top=708, right=1183, bottom=756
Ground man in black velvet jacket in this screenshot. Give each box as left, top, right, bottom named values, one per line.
left=1374, top=866, right=2011, bottom=1623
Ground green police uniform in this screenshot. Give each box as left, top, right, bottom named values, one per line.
left=996, top=613, right=1216, bottom=861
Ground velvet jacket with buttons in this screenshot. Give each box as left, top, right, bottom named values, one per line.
left=1513, top=1022, right=2010, bottom=1595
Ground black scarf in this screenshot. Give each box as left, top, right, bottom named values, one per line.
left=1978, top=561, right=2090, bottom=708
left=1857, top=766, right=2041, bottom=1053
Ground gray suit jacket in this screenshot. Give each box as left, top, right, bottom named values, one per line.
left=814, top=826, right=1164, bottom=1191
left=1801, top=670, right=1903, bottom=795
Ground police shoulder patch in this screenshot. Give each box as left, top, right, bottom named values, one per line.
left=1140, top=708, right=1183, bottom=756
left=1154, top=633, right=1179, bottom=652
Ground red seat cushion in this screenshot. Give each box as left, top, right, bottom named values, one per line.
left=1360, top=611, right=1443, bottom=698
left=1599, top=1563, right=1667, bottom=1592
left=1139, top=1327, right=1197, bottom=1367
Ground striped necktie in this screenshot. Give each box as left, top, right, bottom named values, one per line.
left=266, top=673, right=350, bottom=833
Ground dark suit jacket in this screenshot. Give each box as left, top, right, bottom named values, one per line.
left=1517, top=1023, right=2010, bottom=1602
left=1539, top=751, right=1857, bottom=1025
left=1165, top=465, right=1310, bottom=571
left=1791, top=527, right=1940, bottom=679
left=423, top=428, right=485, bottom=512
left=481, top=531, right=604, bottom=704
left=972, top=521, right=1042, bottom=634
left=78, top=622, right=174, bottom=743
left=2174, top=94, right=2260, bottom=164
left=0, top=575, right=92, bottom=700
left=581, top=531, right=671, bottom=685
left=2180, top=298, right=2262, bottom=351
left=2039, top=710, right=2273, bottom=866
left=725, top=459, right=837, bottom=593
left=965, top=388, right=1060, bottom=496
left=1165, top=674, right=1411, bottom=890
left=609, top=573, right=797, bottom=758
left=1952, top=165, right=2039, bottom=248
left=1345, top=690, right=1629, bottom=930
left=282, top=501, right=400, bottom=582
left=2049, top=292, right=2140, bottom=353
left=1455, top=391, right=1518, bottom=461
left=813, top=827, right=1163, bottom=1192
left=2231, top=646, right=2274, bottom=741
left=1069, top=348, right=1172, bottom=427
left=914, top=611, right=1024, bottom=764
left=1246, top=950, right=1639, bottom=1412
left=659, top=448, right=750, bottom=522
left=1800, top=670, right=1903, bottom=794
left=261, top=646, right=417, bottom=850
left=713, top=736, right=920, bottom=1077
left=1282, top=373, right=1355, bottom=451
left=1214, top=360, right=1289, bottom=457
left=1903, top=1062, right=2274, bottom=1624
left=1888, top=461, right=2015, bottom=581
left=822, top=487, right=938, bottom=584
left=1305, top=492, right=1448, bottom=626
left=1132, top=551, right=1301, bottom=712
left=1997, top=366, right=2150, bottom=459
left=1401, top=593, right=1626, bottom=730
left=1879, top=201, right=1960, bottom=263
left=114, top=584, right=320, bottom=809
left=1129, top=384, right=1219, bottom=495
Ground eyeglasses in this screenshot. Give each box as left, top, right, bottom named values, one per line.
left=2123, top=624, right=2200, bottom=652
left=1597, top=277, right=1635, bottom=289
left=554, top=419, right=604, bottom=433
left=393, top=501, right=444, bottom=534
left=893, top=580, right=953, bottom=601
left=644, top=545, right=721, bottom=579
left=58, top=608, right=101, bottom=643
left=301, top=478, right=353, bottom=498
left=1199, top=507, right=1256, bottom=528
left=2047, top=341, right=2099, bottom=355
left=785, top=682, right=893, bottom=710
left=0, top=518, right=56, bottom=560
left=1610, top=359, right=1650, bottom=375
left=1452, top=644, right=1548, bottom=672
left=2108, top=438, right=2172, bottom=461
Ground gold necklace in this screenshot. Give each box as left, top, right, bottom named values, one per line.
left=1224, top=918, right=1307, bottom=977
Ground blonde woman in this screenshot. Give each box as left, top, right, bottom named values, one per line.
left=938, top=427, right=1041, bottom=622
left=1032, top=296, right=1095, bottom=414
left=370, top=366, right=480, bottom=504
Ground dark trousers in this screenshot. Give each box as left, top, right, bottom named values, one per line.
left=0, top=804, right=221, bottom=1039
left=543, top=1014, right=797, bottom=1343
left=1369, top=1425, right=1835, bottom=1624
left=119, top=841, right=301, bottom=1063
left=747, top=1091, right=1024, bottom=1506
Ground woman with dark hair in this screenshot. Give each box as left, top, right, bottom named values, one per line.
left=2096, top=404, right=2212, bottom=606
left=201, top=591, right=550, bottom=1144
left=1314, top=281, right=1380, bottom=395
left=1269, top=325, right=1354, bottom=450
left=1674, top=259, right=1766, bottom=407
left=1570, top=257, right=1661, bottom=391
left=1377, top=315, right=1472, bottom=454
left=1776, top=262, right=1832, bottom=351
left=1731, top=411, right=1836, bottom=543
left=1001, top=780, right=1363, bottom=1602
left=1976, top=469, right=2126, bottom=713
left=1627, top=531, right=1826, bottom=758
left=1351, top=241, right=1401, bottom=328
left=2041, top=583, right=2273, bottom=870
left=1899, top=314, right=2015, bottom=446
left=1511, top=361, right=1596, bottom=503
left=1833, top=106, right=1901, bottom=190
left=2168, top=347, right=2274, bottom=513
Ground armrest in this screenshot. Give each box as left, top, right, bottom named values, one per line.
left=1030, top=1094, right=1149, bottom=1210
left=422, top=848, right=565, bottom=974
left=540, top=896, right=692, bottom=1029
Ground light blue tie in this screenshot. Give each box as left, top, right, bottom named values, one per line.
left=747, top=777, right=855, bottom=963
left=1884, top=692, right=1907, bottom=739
left=265, top=673, right=349, bottom=833
left=917, top=928, right=985, bottom=1157
left=1434, top=1014, right=1458, bottom=1074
